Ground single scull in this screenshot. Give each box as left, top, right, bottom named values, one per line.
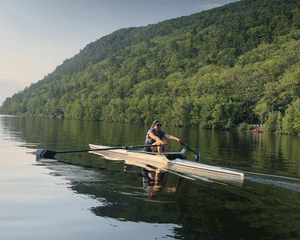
left=89, top=144, right=244, bottom=187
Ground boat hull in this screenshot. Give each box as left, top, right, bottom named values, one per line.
left=89, top=144, right=244, bottom=187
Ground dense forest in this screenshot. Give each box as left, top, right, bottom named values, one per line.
left=1, top=0, right=300, bottom=134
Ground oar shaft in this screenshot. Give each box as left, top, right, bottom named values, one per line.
left=55, top=145, right=148, bottom=154
left=37, top=144, right=162, bottom=160
left=180, top=142, right=201, bottom=162
left=180, top=142, right=197, bottom=155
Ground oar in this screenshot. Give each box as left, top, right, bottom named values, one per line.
left=180, top=142, right=201, bottom=162
left=36, top=145, right=152, bottom=160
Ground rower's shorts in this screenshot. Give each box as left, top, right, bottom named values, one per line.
left=144, top=143, right=152, bottom=152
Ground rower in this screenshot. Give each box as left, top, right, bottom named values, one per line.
left=144, top=120, right=181, bottom=153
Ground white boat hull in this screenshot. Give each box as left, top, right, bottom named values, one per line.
left=89, top=144, right=244, bottom=187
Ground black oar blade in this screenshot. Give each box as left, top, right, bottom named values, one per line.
left=36, top=149, right=57, bottom=160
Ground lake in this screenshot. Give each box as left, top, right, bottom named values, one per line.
left=1, top=115, right=300, bottom=240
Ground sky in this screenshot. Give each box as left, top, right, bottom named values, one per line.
left=0, top=0, right=239, bottom=105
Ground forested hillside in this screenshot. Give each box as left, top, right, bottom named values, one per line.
left=1, top=0, right=300, bottom=134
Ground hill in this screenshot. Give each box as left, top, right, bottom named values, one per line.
left=1, top=0, right=300, bottom=134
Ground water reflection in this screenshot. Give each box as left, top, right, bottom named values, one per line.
left=2, top=116, right=300, bottom=239
left=38, top=159, right=300, bottom=240
left=142, top=170, right=183, bottom=198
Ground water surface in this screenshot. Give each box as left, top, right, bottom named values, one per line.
left=1, top=115, right=300, bottom=240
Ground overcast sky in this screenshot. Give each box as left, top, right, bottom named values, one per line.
left=0, top=0, right=239, bottom=105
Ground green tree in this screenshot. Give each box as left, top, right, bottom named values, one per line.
left=254, top=101, right=269, bottom=125
left=264, top=112, right=277, bottom=133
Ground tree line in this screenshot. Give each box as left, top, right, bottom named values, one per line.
left=1, top=0, right=300, bottom=135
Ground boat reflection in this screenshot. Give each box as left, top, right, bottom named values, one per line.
left=38, top=154, right=300, bottom=240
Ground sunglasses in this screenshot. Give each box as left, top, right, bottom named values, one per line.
left=156, top=124, right=162, bottom=127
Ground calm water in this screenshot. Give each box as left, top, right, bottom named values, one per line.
left=1, top=115, right=300, bottom=240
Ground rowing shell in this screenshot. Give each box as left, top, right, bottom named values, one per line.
left=89, top=144, right=244, bottom=187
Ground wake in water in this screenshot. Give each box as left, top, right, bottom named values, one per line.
left=244, top=171, right=300, bottom=192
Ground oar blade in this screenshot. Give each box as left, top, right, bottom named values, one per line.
left=36, top=149, right=57, bottom=160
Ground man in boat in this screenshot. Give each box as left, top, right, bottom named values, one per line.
left=144, top=120, right=181, bottom=153
left=143, top=120, right=182, bottom=197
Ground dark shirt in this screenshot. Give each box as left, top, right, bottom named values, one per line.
left=145, top=129, right=166, bottom=145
